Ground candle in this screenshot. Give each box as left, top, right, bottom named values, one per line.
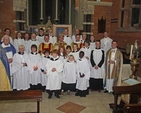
left=41, top=0, right=43, bottom=19
left=129, top=45, right=133, bottom=60
left=55, top=0, right=58, bottom=19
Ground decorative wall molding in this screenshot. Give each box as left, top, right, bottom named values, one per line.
left=13, top=0, right=27, bottom=11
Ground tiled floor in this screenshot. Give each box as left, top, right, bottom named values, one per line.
left=0, top=91, right=114, bottom=113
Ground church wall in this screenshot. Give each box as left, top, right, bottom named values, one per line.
left=0, top=0, right=16, bottom=39
left=91, top=5, right=112, bottom=40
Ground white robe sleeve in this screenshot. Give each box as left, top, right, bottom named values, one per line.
left=11, top=54, right=23, bottom=74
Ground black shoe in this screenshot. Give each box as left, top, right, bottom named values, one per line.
left=104, top=90, right=108, bottom=93
left=55, top=94, right=60, bottom=98
left=75, top=92, right=79, bottom=96
left=48, top=94, right=52, bottom=99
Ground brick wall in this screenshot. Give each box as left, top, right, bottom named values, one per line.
left=91, top=5, right=112, bottom=40
left=0, top=0, right=16, bottom=39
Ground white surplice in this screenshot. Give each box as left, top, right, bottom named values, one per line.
left=28, top=52, right=41, bottom=85
left=76, top=58, right=90, bottom=90
left=45, top=57, right=63, bottom=90
left=11, top=52, right=30, bottom=90
left=63, top=61, right=78, bottom=84
left=13, top=38, right=25, bottom=52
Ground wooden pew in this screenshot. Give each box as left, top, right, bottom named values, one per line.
left=112, top=83, right=141, bottom=113
left=0, top=90, right=42, bottom=113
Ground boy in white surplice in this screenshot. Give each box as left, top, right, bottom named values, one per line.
left=45, top=49, right=63, bottom=99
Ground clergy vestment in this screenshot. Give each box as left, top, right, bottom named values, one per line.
left=105, top=48, right=123, bottom=92
left=62, top=60, right=77, bottom=92
left=90, top=48, right=104, bottom=90
left=13, top=38, right=25, bottom=52
left=45, top=57, right=63, bottom=91
left=0, top=45, right=11, bottom=91
left=71, top=42, right=83, bottom=51
left=38, top=42, right=53, bottom=54
left=63, top=35, right=72, bottom=45
left=28, top=52, right=42, bottom=87
left=76, top=58, right=90, bottom=96
left=11, top=52, right=30, bottom=90
left=54, top=41, right=67, bottom=50
left=72, top=35, right=82, bottom=42
left=49, top=35, right=57, bottom=45
left=1, top=42, right=16, bottom=76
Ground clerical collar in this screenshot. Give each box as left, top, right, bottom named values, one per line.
left=64, top=35, right=68, bottom=37
left=38, top=34, right=44, bottom=37
left=50, top=35, right=54, bottom=37
left=18, top=52, right=24, bottom=55
left=31, top=52, right=37, bottom=55
left=1, top=43, right=10, bottom=47
left=50, top=56, right=59, bottom=61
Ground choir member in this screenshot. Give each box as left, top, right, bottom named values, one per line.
left=40, top=50, right=50, bottom=92
left=1, top=28, right=13, bottom=44
left=90, top=40, right=104, bottom=92
left=89, top=35, right=95, bottom=50
left=62, top=55, right=77, bottom=95
left=13, top=31, right=25, bottom=52
left=48, top=29, right=57, bottom=45
left=11, top=45, right=30, bottom=90
left=75, top=51, right=90, bottom=97
left=45, top=49, right=63, bottom=99
left=63, top=28, right=72, bottom=45
left=36, top=28, right=44, bottom=43
left=24, top=33, right=30, bottom=53
left=28, top=44, right=42, bottom=90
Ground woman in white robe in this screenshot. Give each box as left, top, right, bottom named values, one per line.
left=75, top=51, right=90, bottom=97
left=62, top=55, right=77, bottom=95
left=28, top=44, right=42, bottom=90
left=45, top=49, right=63, bottom=99
left=11, top=45, right=29, bottom=90
left=13, top=32, right=25, bottom=52
left=89, top=35, right=95, bottom=50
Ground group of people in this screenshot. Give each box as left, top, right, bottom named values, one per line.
left=0, top=28, right=123, bottom=99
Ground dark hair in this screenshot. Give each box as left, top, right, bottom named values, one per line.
left=66, top=45, right=72, bottom=50
left=112, top=40, right=117, bottom=43
left=79, top=51, right=84, bottom=56
left=84, top=40, right=90, bottom=46
left=95, top=40, right=100, bottom=43
left=31, top=44, right=37, bottom=50
left=4, top=28, right=11, bottom=32
left=43, top=50, right=50, bottom=55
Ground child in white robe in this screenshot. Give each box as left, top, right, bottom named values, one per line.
left=11, top=45, right=29, bottom=90
left=45, top=49, right=63, bottom=99
left=40, top=50, right=50, bottom=92
left=75, top=51, right=90, bottom=97
left=28, top=44, right=42, bottom=90
left=61, top=55, right=77, bottom=95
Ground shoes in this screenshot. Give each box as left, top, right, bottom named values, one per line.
left=104, top=90, right=108, bottom=93
left=48, top=94, right=52, bottom=99
left=61, top=91, right=64, bottom=95
left=55, top=94, right=60, bottom=98
left=67, top=91, right=70, bottom=95
left=98, top=90, right=101, bottom=92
